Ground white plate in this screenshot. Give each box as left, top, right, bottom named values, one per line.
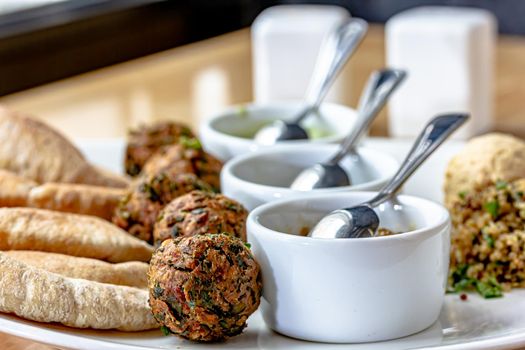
left=2, top=137, right=525, bottom=350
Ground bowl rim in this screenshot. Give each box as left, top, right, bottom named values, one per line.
left=221, top=144, right=400, bottom=193
left=247, top=191, right=451, bottom=244
left=199, top=100, right=358, bottom=144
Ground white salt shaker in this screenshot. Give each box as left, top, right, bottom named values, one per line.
left=252, top=5, right=350, bottom=103
left=386, top=6, right=496, bottom=139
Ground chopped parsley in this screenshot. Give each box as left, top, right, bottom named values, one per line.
left=180, top=136, right=202, bottom=150
left=458, top=191, right=468, bottom=200
left=482, top=228, right=495, bottom=248
left=244, top=242, right=251, bottom=249
left=449, top=264, right=503, bottom=298
left=139, top=183, right=160, bottom=202
left=225, top=202, right=240, bottom=212
left=160, top=325, right=171, bottom=336
left=475, top=277, right=503, bottom=298
left=484, top=234, right=495, bottom=248
left=484, top=200, right=500, bottom=219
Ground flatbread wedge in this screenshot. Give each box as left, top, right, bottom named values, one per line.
left=0, top=107, right=129, bottom=188
left=0, top=169, right=36, bottom=206
left=28, top=183, right=125, bottom=220
left=4, top=251, right=148, bottom=288
left=0, top=208, right=153, bottom=262
left=0, top=253, right=158, bottom=331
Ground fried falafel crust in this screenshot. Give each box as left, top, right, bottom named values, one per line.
left=142, top=142, right=222, bottom=191
left=153, top=190, right=247, bottom=246
left=113, top=173, right=213, bottom=243
left=148, top=234, right=261, bottom=342
left=125, top=121, right=194, bottom=176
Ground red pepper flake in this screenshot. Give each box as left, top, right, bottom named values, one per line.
left=460, top=293, right=468, bottom=301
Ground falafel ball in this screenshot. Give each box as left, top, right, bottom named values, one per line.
left=148, top=234, right=262, bottom=342
left=141, top=138, right=222, bottom=191
left=112, top=172, right=212, bottom=242
left=153, top=190, right=247, bottom=246
left=125, top=121, right=194, bottom=177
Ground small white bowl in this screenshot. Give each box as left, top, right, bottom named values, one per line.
left=199, top=101, right=357, bottom=161
left=221, top=144, right=399, bottom=210
left=247, top=192, right=450, bottom=343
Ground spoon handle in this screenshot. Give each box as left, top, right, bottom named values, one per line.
left=294, top=18, right=368, bottom=124
left=366, top=113, right=469, bottom=208
left=328, top=69, right=406, bottom=165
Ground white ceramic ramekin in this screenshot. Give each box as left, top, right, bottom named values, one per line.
left=199, top=101, right=357, bottom=161
left=247, top=192, right=450, bottom=343
left=221, top=144, right=399, bottom=210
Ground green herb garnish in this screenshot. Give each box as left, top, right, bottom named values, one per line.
left=484, top=200, right=500, bottom=218
left=140, top=183, right=160, bottom=202
left=180, top=136, right=202, bottom=150
left=450, top=264, right=503, bottom=298
left=475, top=277, right=503, bottom=298
left=450, top=264, right=475, bottom=293
left=458, top=191, right=468, bottom=200
left=160, top=325, right=171, bottom=336
left=224, top=201, right=240, bottom=212
left=244, top=242, right=251, bottom=249
left=482, top=229, right=495, bottom=248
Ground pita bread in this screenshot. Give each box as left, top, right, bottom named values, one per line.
left=4, top=251, right=148, bottom=288
left=0, top=107, right=129, bottom=188
left=0, top=253, right=157, bottom=331
left=0, top=208, right=153, bottom=262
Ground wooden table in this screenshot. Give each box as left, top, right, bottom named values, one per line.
left=1, top=25, right=525, bottom=349
left=0, top=26, right=524, bottom=140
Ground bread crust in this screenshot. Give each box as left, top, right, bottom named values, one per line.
left=4, top=251, right=148, bottom=289
left=0, top=107, right=129, bottom=188
left=0, top=170, right=36, bottom=206
left=0, top=208, right=153, bottom=262
left=0, top=253, right=158, bottom=331
left=28, top=183, right=125, bottom=220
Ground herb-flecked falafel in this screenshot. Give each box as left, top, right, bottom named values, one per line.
left=125, top=121, right=194, bottom=176
left=112, top=172, right=212, bottom=243
left=153, top=190, right=247, bottom=246
left=141, top=139, right=222, bottom=191
left=148, top=234, right=262, bottom=342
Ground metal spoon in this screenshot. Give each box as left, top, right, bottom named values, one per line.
left=290, top=69, right=407, bottom=190
left=308, top=113, right=469, bottom=239
left=254, top=18, right=368, bottom=145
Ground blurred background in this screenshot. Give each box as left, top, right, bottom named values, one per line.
left=0, top=0, right=523, bottom=138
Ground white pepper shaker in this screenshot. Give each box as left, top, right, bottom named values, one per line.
left=252, top=5, right=350, bottom=103
left=386, top=6, right=496, bottom=139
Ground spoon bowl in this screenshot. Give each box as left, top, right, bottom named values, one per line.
left=308, top=113, right=469, bottom=238
left=254, top=17, right=368, bottom=145
left=290, top=68, right=406, bottom=190
left=221, top=144, right=398, bottom=210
